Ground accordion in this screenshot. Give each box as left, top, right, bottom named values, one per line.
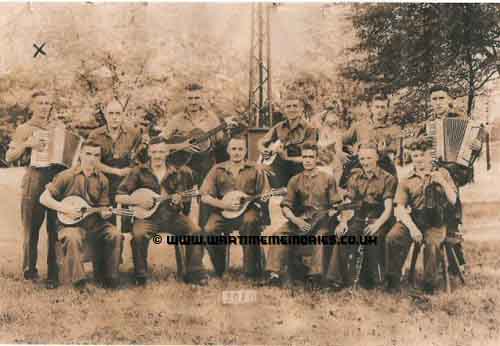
left=30, top=126, right=83, bottom=168
left=426, top=118, right=484, bottom=167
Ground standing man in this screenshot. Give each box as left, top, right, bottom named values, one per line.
left=385, top=137, right=457, bottom=294
left=88, top=98, right=143, bottom=205
left=39, top=140, right=122, bottom=289
left=115, top=137, right=208, bottom=286
left=162, top=83, right=237, bottom=186
left=266, top=143, right=342, bottom=287
left=326, top=143, right=397, bottom=290
left=201, top=136, right=270, bottom=279
left=6, top=91, right=64, bottom=288
left=420, top=85, right=483, bottom=274
left=339, top=94, right=400, bottom=187
left=258, top=91, right=319, bottom=188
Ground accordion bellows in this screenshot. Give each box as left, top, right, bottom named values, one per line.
left=426, top=118, right=483, bottom=167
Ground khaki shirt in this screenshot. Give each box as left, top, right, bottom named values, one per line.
left=200, top=161, right=269, bottom=200
left=346, top=167, right=398, bottom=219
left=88, top=125, right=143, bottom=168
left=343, top=120, right=401, bottom=155
left=281, top=168, right=342, bottom=218
left=395, top=167, right=456, bottom=210
left=260, top=118, right=318, bottom=158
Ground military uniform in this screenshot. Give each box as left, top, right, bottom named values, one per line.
left=9, top=118, right=65, bottom=281
left=260, top=118, right=318, bottom=187
left=266, top=168, right=342, bottom=280
left=46, top=166, right=122, bottom=286
left=327, top=166, right=397, bottom=287
left=386, top=167, right=457, bottom=290
left=201, top=161, right=269, bottom=277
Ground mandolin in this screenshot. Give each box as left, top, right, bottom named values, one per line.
left=221, top=188, right=287, bottom=219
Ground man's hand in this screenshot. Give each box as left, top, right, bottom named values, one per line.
left=409, top=227, right=423, bottom=243
left=335, top=221, right=348, bottom=237
left=113, top=167, right=132, bottom=177
left=137, top=195, right=155, bottom=210
left=171, top=193, right=183, bottom=206
left=25, top=136, right=44, bottom=151
left=364, top=221, right=382, bottom=236
left=336, top=151, right=351, bottom=165
left=100, top=208, right=113, bottom=219
left=180, top=140, right=201, bottom=153
left=430, top=170, right=447, bottom=186
left=293, top=217, right=311, bottom=233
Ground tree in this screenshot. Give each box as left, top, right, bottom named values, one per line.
left=345, top=3, right=500, bottom=116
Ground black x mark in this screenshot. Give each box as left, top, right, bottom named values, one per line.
left=33, top=42, right=47, bottom=58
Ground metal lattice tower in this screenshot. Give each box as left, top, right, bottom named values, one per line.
left=248, top=3, right=273, bottom=128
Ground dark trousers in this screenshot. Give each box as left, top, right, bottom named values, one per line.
left=131, top=210, right=205, bottom=279
left=57, top=224, right=122, bottom=285
left=386, top=222, right=446, bottom=288
left=326, top=218, right=390, bottom=287
left=21, top=166, right=63, bottom=281
left=266, top=218, right=332, bottom=280
left=205, top=208, right=263, bottom=277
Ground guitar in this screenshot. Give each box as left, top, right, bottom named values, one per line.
left=57, top=195, right=134, bottom=226
left=166, top=116, right=240, bottom=166
left=126, top=188, right=201, bottom=220
left=257, top=140, right=283, bottom=166
left=221, top=188, right=287, bottom=219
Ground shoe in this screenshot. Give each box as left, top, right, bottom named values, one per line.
left=46, top=280, right=59, bottom=289
left=267, top=272, right=282, bottom=287
left=73, top=279, right=87, bottom=290
left=305, top=274, right=323, bottom=291
left=134, top=276, right=147, bottom=286
left=422, top=283, right=435, bottom=295
left=104, top=278, right=120, bottom=289
left=24, top=270, right=39, bottom=281
left=184, top=272, right=209, bottom=286
left=325, top=280, right=344, bottom=293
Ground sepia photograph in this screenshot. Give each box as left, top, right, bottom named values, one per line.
left=0, top=2, right=499, bottom=345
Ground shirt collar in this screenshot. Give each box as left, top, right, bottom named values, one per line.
left=283, top=118, right=306, bottom=131
left=73, top=165, right=99, bottom=177
left=303, top=168, right=319, bottom=178
left=409, top=167, right=432, bottom=179
left=360, top=166, right=382, bottom=179
left=219, top=160, right=253, bottom=172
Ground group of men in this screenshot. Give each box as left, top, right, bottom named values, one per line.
left=6, top=82, right=481, bottom=294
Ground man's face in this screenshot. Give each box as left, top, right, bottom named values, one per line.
left=31, top=95, right=52, bottom=121
left=302, top=149, right=317, bottom=171
left=411, top=149, right=433, bottom=170
left=430, top=90, right=451, bottom=117
left=80, top=145, right=101, bottom=169
left=148, top=142, right=168, bottom=167
left=52, top=108, right=69, bottom=125
left=284, top=99, right=302, bottom=121
left=186, top=90, right=203, bottom=114
left=105, top=101, right=123, bottom=129
left=324, top=112, right=340, bottom=128
left=371, top=99, right=388, bottom=124
left=359, top=148, right=379, bottom=172
left=227, top=139, right=247, bottom=163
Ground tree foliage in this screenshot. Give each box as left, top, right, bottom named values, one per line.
left=346, top=3, right=500, bottom=116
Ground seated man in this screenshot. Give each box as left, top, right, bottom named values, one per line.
left=39, top=140, right=123, bottom=289
left=326, top=143, right=397, bottom=289
left=115, top=137, right=207, bottom=286
left=385, top=137, right=458, bottom=294
left=266, top=143, right=342, bottom=287
left=201, top=136, right=270, bottom=279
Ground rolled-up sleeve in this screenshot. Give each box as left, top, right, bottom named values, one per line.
left=383, top=174, right=398, bottom=200
left=394, top=180, right=409, bottom=206
left=116, top=169, right=140, bottom=195
left=46, top=172, right=70, bottom=201
left=328, top=175, right=343, bottom=205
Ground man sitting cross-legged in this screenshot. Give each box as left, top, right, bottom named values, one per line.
left=39, top=139, right=123, bottom=289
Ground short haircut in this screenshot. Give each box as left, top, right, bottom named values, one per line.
left=405, top=136, right=433, bottom=151
left=149, top=136, right=166, bottom=146
left=429, top=85, right=450, bottom=95
left=302, top=143, right=318, bottom=154
left=185, top=83, right=203, bottom=92
left=228, top=135, right=247, bottom=145
left=371, top=93, right=390, bottom=106
left=358, top=142, right=379, bottom=154
left=106, top=97, right=124, bottom=111
left=31, top=91, right=49, bottom=99
left=81, top=139, right=102, bottom=153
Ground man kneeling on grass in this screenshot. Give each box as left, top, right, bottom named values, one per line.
left=40, top=140, right=123, bottom=289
